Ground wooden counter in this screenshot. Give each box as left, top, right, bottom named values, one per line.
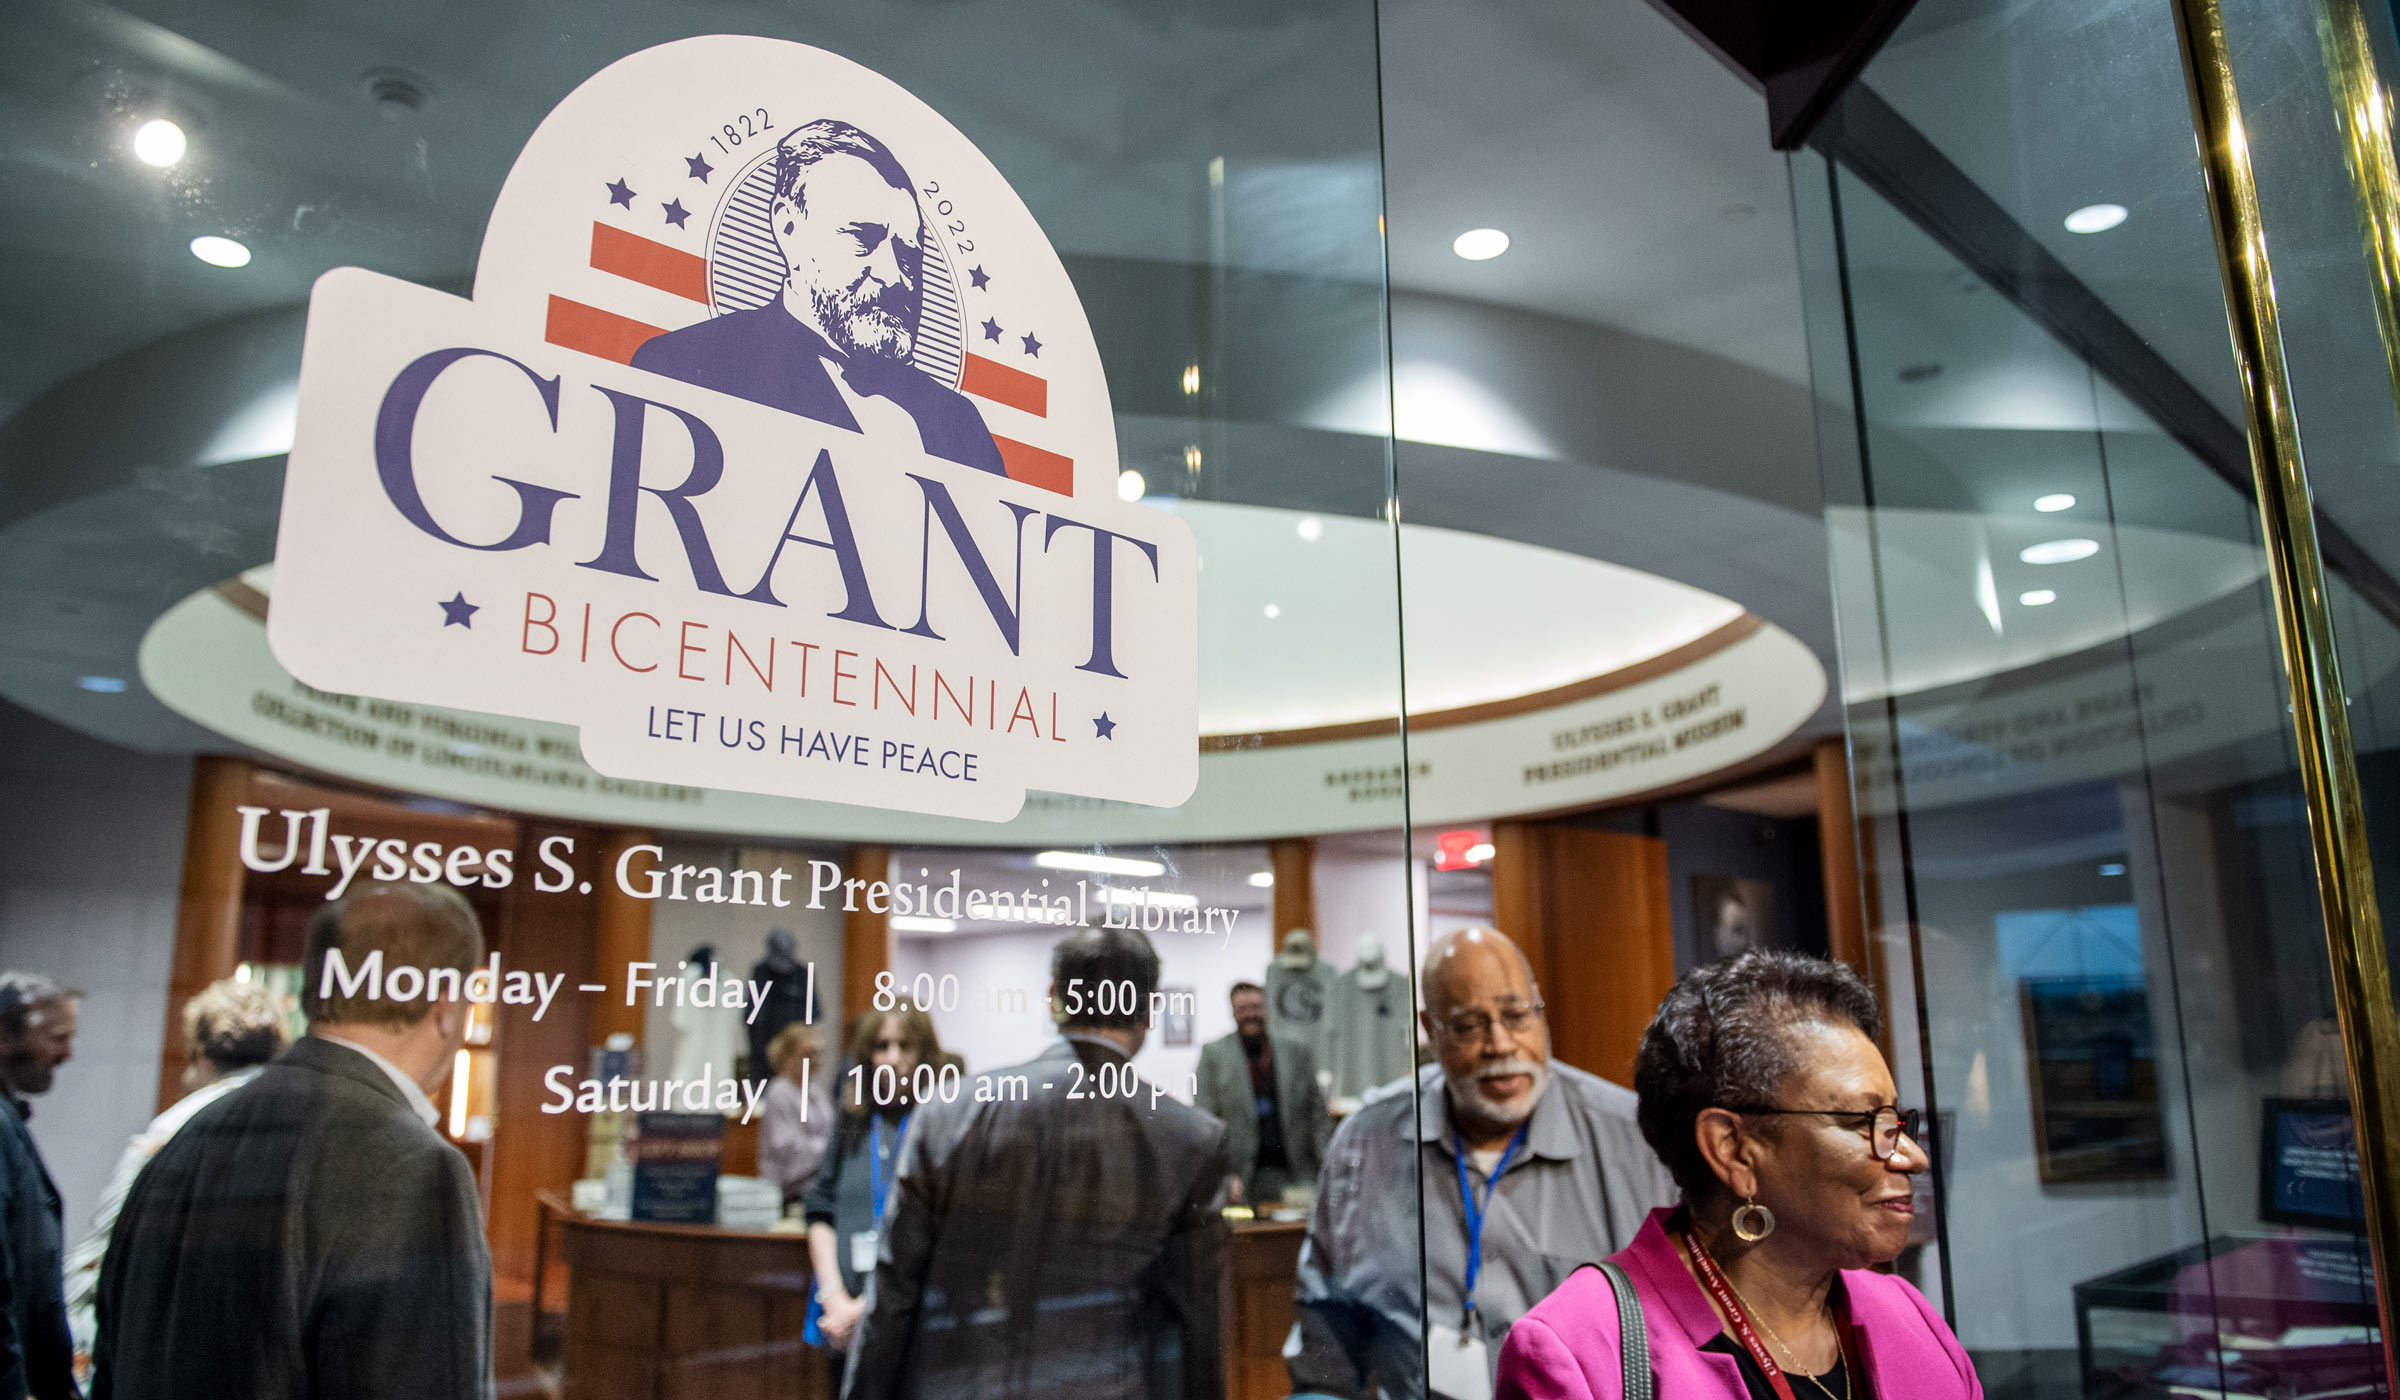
left=536, top=1195, right=1307, bottom=1400
left=539, top=1192, right=824, bottom=1400
left=1224, top=1218, right=1308, bottom=1400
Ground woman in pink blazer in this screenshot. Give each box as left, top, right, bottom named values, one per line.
left=1498, top=952, right=1981, bottom=1400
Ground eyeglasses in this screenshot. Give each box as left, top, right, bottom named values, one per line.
left=1733, top=1105, right=1925, bottom=1161
left=1438, top=1000, right=1546, bottom=1044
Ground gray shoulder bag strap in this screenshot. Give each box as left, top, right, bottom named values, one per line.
left=1592, top=1260, right=1653, bottom=1400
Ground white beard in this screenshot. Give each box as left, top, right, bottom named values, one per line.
left=1447, top=1057, right=1549, bottom=1127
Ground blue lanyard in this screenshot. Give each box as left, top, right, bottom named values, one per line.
left=1454, top=1121, right=1530, bottom=1328
left=869, top=1113, right=910, bottom=1225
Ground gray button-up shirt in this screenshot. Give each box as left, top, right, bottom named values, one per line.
left=1290, top=1061, right=1677, bottom=1399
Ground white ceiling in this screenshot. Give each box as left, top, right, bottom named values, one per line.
left=1175, top=500, right=1747, bottom=733
left=1378, top=0, right=1809, bottom=386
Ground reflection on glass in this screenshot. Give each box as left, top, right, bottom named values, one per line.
left=1796, top=1, right=2397, bottom=1394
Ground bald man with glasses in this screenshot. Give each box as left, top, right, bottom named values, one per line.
left=1289, top=927, right=1676, bottom=1400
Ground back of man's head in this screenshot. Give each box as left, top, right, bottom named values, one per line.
left=302, top=884, right=483, bottom=1028
left=1052, top=926, right=1160, bottom=1031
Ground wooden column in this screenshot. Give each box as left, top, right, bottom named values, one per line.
left=841, top=845, right=891, bottom=1031
left=1814, top=738, right=1892, bottom=1055
left=590, top=830, right=656, bottom=1045
left=488, top=825, right=600, bottom=1291
left=1269, top=838, right=1315, bottom=943
left=1490, top=820, right=1674, bottom=1087
left=158, top=757, right=252, bottom=1111
left=1814, top=738, right=1872, bottom=978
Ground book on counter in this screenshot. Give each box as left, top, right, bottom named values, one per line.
left=628, top=1111, right=724, bottom=1224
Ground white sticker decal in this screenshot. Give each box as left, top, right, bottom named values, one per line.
left=269, top=37, right=1197, bottom=822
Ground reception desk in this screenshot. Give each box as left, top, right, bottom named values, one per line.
left=538, top=1192, right=824, bottom=1400
left=537, top=1194, right=1306, bottom=1400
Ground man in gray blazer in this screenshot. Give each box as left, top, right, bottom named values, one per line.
left=1195, top=981, right=1330, bottom=1206
left=94, top=884, right=491, bottom=1400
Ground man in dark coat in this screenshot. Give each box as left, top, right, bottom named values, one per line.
left=844, top=927, right=1234, bottom=1400
left=0, top=972, right=81, bottom=1400
left=94, top=884, right=491, bottom=1400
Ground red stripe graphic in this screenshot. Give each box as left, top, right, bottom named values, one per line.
left=992, top=435, right=1074, bottom=496
left=589, top=223, right=710, bottom=303
left=960, top=353, right=1048, bottom=418
left=545, top=295, right=665, bottom=365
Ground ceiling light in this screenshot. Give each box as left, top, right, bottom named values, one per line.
left=2064, top=203, right=2128, bottom=234
left=1296, top=516, right=1323, bottom=542
left=1101, top=887, right=1199, bottom=910
left=78, top=675, right=127, bottom=693
left=1116, top=469, right=1145, bottom=502
left=2019, top=589, right=2057, bottom=606
left=1247, top=871, right=1274, bottom=888
left=1033, top=850, right=1165, bottom=878
left=2099, top=863, right=2127, bottom=877
left=132, top=118, right=186, bottom=167
left=190, top=236, right=251, bottom=268
left=1181, top=364, right=1200, bottom=396
left=890, top=915, right=957, bottom=934
left=1263, top=603, right=1281, bottom=619
left=1452, top=228, right=1510, bottom=261
left=2034, top=493, right=2076, bottom=513
left=1465, top=842, right=1496, bottom=864
left=2020, top=538, right=2100, bottom=565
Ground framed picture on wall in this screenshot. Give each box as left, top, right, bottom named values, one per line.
left=1159, top=986, right=1196, bottom=1046
left=1691, top=875, right=1775, bottom=962
left=2020, top=978, right=2170, bottom=1183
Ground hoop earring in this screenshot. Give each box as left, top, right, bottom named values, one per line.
left=1730, top=1198, right=1776, bottom=1242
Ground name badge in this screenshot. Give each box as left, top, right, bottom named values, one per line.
left=851, top=1229, right=880, bottom=1275
left=1425, top=1322, right=1493, bottom=1400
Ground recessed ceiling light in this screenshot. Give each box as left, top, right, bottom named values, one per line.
left=1296, top=516, right=1323, bottom=542
left=1247, top=870, right=1275, bottom=888
left=2064, top=203, right=2128, bottom=234
left=132, top=118, right=186, bottom=167
left=1263, top=603, right=1281, bottom=619
left=2034, top=493, right=2076, bottom=512
left=2019, top=589, right=2058, bottom=606
left=1033, top=850, right=1165, bottom=878
left=1465, top=842, right=1496, bottom=864
left=1116, top=469, right=1145, bottom=502
left=2020, top=538, right=2100, bottom=565
left=2098, top=862, right=2127, bottom=877
left=189, top=235, right=251, bottom=268
left=890, top=915, right=956, bottom=934
left=78, top=675, right=128, bottom=693
left=1452, top=228, right=1510, bottom=261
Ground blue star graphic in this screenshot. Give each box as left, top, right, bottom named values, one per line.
left=1021, top=331, right=1043, bottom=358
left=606, top=178, right=636, bottom=208
left=686, top=152, right=714, bottom=182
left=439, top=592, right=479, bottom=628
left=662, top=199, right=690, bottom=228
left=981, top=317, right=1003, bottom=342
left=969, top=265, right=990, bottom=290
left=1093, top=713, right=1117, bottom=740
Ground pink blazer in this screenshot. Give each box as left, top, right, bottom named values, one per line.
left=1496, top=1210, right=1982, bottom=1400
